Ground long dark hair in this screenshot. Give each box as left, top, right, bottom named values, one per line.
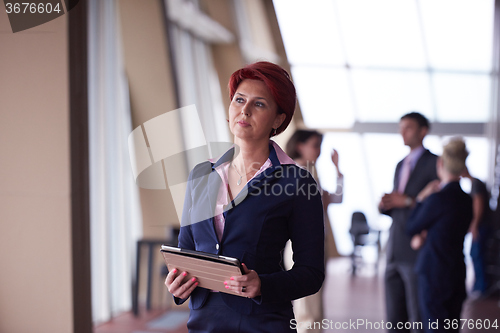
left=286, top=129, right=323, bottom=160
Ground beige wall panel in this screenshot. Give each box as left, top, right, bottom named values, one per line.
left=0, top=196, right=72, bottom=333
left=119, top=0, right=181, bottom=236
left=0, top=22, right=70, bottom=194
left=138, top=188, right=179, bottom=237
left=213, top=44, right=245, bottom=114
left=119, top=0, right=178, bottom=128
left=201, top=0, right=245, bottom=116
left=0, top=10, right=73, bottom=333
left=243, top=0, right=277, bottom=55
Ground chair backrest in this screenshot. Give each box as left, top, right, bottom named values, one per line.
left=350, top=211, right=370, bottom=236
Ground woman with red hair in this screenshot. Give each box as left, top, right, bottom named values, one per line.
left=165, top=62, right=325, bottom=332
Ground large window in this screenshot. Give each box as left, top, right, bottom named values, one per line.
left=274, top=0, right=494, bottom=128
left=274, top=0, right=495, bottom=254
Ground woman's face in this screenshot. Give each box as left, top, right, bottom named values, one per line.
left=399, top=118, right=427, bottom=149
left=229, top=79, right=285, bottom=142
left=297, top=135, right=322, bottom=162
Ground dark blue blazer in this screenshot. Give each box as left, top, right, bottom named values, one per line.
left=407, top=181, right=472, bottom=289
left=175, top=143, right=325, bottom=315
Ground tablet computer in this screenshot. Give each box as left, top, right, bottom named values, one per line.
left=160, top=245, right=244, bottom=296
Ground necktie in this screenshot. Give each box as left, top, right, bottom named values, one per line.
left=398, top=156, right=412, bottom=193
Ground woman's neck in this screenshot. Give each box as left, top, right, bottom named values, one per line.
left=233, top=137, right=270, bottom=175
left=440, top=173, right=460, bottom=184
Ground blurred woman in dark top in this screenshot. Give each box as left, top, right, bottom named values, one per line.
left=285, top=129, right=343, bottom=332
left=462, top=167, right=493, bottom=297
left=407, top=138, right=472, bottom=333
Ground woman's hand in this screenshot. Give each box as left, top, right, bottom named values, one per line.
left=331, top=149, right=343, bottom=177
left=410, top=230, right=427, bottom=250
left=416, top=180, right=441, bottom=202
left=165, top=268, right=198, bottom=299
left=224, top=263, right=261, bottom=298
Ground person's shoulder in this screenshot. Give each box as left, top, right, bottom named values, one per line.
left=189, top=160, right=213, bottom=180
left=471, top=177, right=487, bottom=193
left=423, top=190, right=447, bottom=211
left=442, top=182, right=470, bottom=201
left=458, top=187, right=473, bottom=213
left=417, top=149, right=438, bottom=173
left=279, top=164, right=315, bottom=180
left=276, top=165, right=321, bottom=200
left=273, top=164, right=319, bottom=189
left=422, top=149, right=438, bottom=160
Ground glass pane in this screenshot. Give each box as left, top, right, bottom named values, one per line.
left=419, top=0, right=494, bottom=71
left=463, top=137, right=490, bottom=182
left=362, top=133, right=409, bottom=196
left=422, top=135, right=444, bottom=157
left=317, top=133, right=370, bottom=255
left=433, top=73, right=491, bottom=122
left=292, top=66, right=355, bottom=128
left=336, top=0, right=426, bottom=68
left=351, top=69, right=434, bottom=122
left=273, top=0, right=345, bottom=66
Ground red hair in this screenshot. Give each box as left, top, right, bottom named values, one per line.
left=228, top=61, right=296, bottom=136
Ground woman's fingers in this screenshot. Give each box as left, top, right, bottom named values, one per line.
left=224, top=264, right=261, bottom=297
left=164, top=268, right=178, bottom=287
left=224, top=280, right=258, bottom=298
left=166, top=271, right=198, bottom=298
left=241, top=263, right=250, bottom=274
left=178, top=279, right=199, bottom=299
left=170, top=271, right=189, bottom=294
left=224, top=277, right=248, bottom=295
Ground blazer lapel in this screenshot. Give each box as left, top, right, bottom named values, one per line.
left=220, top=142, right=291, bottom=215
left=394, top=161, right=403, bottom=192
left=210, top=146, right=236, bottom=213
left=198, top=147, right=235, bottom=240
left=206, top=169, right=222, bottom=216
left=237, top=143, right=282, bottom=200
left=406, top=150, right=428, bottom=186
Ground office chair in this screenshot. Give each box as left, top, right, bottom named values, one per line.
left=349, top=211, right=381, bottom=276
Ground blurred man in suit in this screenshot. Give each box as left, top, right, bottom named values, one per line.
left=379, top=112, right=438, bottom=333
